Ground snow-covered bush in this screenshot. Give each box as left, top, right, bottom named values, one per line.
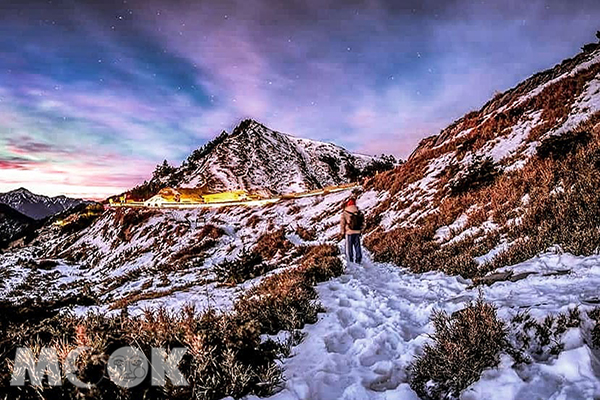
left=113, top=207, right=159, bottom=242
left=409, top=299, right=507, bottom=399
left=295, top=226, right=316, bottom=241
left=507, top=308, right=581, bottom=364
left=587, top=308, right=600, bottom=349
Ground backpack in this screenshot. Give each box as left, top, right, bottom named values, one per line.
left=348, top=210, right=364, bottom=231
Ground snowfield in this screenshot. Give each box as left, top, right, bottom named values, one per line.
left=3, top=186, right=600, bottom=399
left=245, top=249, right=600, bottom=400
left=0, top=188, right=357, bottom=316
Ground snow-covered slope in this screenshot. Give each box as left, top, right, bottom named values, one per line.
left=364, top=43, right=600, bottom=261
left=145, top=119, right=384, bottom=195
left=0, top=187, right=359, bottom=315
left=0, top=187, right=88, bottom=220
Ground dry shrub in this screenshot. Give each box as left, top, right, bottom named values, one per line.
left=295, top=226, right=316, bottom=241
left=365, top=223, right=484, bottom=278
left=537, top=129, right=591, bottom=160
left=526, top=62, right=600, bottom=142
left=196, top=224, right=225, bottom=240
left=588, top=308, right=600, bottom=348
left=0, top=244, right=343, bottom=399
left=246, top=214, right=262, bottom=228
left=113, top=208, right=158, bottom=242
left=288, top=205, right=301, bottom=215
left=485, top=118, right=600, bottom=269
left=162, top=225, right=223, bottom=270
left=253, top=229, right=292, bottom=260
left=449, top=156, right=500, bottom=196
left=409, top=299, right=507, bottom=399
left=297, top=244, right=343, bottom=284
left=366, top=154, right=431, bottom=196
left=235, top=244, right=341, bottom=334
left=167, top=239, right=217, bottom=269
left=109, top=284, right=196, bottom=310
left=214, top=249, right=269, bottom=285
left=235, top=270, right=321, bottom=334
left=367, top=112, right=600, bottom=279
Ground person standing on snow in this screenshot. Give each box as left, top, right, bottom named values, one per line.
left=340, top=197, right=364, bottom=264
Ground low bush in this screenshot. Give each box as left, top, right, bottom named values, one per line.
left=253, top=229, right=292, bottom=260
left=246, top=214, right=262, bottom=228
left=409, top=298, right=507, bottom=399
left=365, top=222, right=487, bottom=279
left=196, top=224, right=225, bottom=240
left=0, top=244, right=343, bottom=400
left=214, top=249, right=269, bottom=285
left=449, top=155, right=500, bottom=195
left=295, top=226, right=316, bottom=241
left=235, top=270, right=321, bottom=334
left=114, top=208, right=159, bottom=242
left=507, top=308, right=581, bottom=364
left=297, top=244, right=343, bottom=284
left=168, top=239, right=217, bottom=269
left=366, top=112, right=600, bottom=280
left=587, top=308, right=600, bottom=348
left=537, top=130, right=591, bottom=160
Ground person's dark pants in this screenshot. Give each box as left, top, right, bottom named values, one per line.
left=346, top=233, right=362, bottom=264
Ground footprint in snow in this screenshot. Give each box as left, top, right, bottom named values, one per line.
left=347, top=323, right=367, bottom=339
left=336, top=308, right=355, bottom=327
left=323, top=331, right=354, bottom=354
left=338, top=297, right=351, bottom=307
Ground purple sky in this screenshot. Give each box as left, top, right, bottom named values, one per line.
left=1, top=0, right=599, bottom=199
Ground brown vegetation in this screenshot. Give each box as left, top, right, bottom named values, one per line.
left=113, top=208, right=159, bottom=242
left=410, top=300, right=586, bottom=399
left=0, top=245, right=343, bottom=400
left=366, top=111, right=600, bottom=279
left=507, top=308, right=581, bottom=364
left=252, top=229, right=293, bottom=260
left=214, top=249, right=268, bottom=285
left=295, top=226, right=316, bottom=241
left=409, top=299, right=507, bottom=399
left=246, top=214, right=262, bottom=228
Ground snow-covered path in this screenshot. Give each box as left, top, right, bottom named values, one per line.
left=251, top=252, right=470, bottom=400
left=248, top=249, right=600, bottom=400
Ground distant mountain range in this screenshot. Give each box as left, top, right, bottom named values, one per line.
left=129, top=119, right=397, bottom=199
left=0, top=188, right=89, bottom=220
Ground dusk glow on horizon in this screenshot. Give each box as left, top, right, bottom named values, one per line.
left=1, top=0, right=599, bottom=199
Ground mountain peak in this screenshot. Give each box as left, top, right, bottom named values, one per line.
left=132, top=120, right=395, bottom=198
left=231, top=118, right=266, bottom=137
left=11, top=187, right=33, bottom=194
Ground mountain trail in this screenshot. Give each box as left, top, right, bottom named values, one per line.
left=252, top=249, right=468, bottom=400
left=247, top=248, right=600, bottom=400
